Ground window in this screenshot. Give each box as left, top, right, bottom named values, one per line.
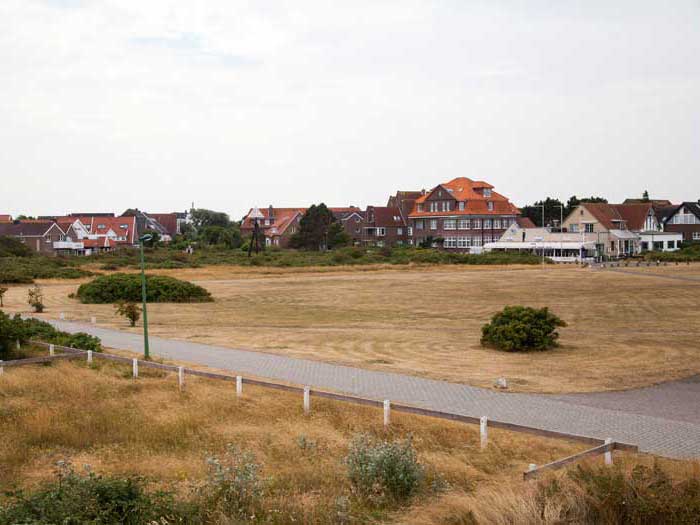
left=430, top=219, right=438, bottom=230
left=483, top=189, right=492, bottom=198
left=653, top=241, right=664, bottom=251
left=694, top=232, right=700, bottom=240
left=459, top=202, right=465, bottom=211
left=570, top=224, right=579, bottom=233
left=442, top=201, right=451, bottom=212
left=473, top=219, right=481, bottom=229
left=444, top=236, right=457, bottom=248
left=473, top=237, right=483, bottom=246
left=264, top=219, right=270, bottom=226
left=416, top=220, right=424, bottom=230
left=458, top=219, right=470, bottom=230
left=483, top=219, right=492, bottom=229
left=667, top=240, right=675, bottom=249
left=429, top=202, right=438, bottom=212
left=457, top=237, right=469, bottom=248
left=120, top=224, right=129, bottom=229
left=397, top=228, right=403, bottom=235
left=97, top=224, right=105, bottom=229
left=487, top=202, right=494, bottom=211
left=417, top=204, right=423, bottom=212
left=407, top=227, right=413, bottom=236
left=376, top=227, right=386, bottom=236
left=444, top=219, right=456, bottom=230
left=585, top=223, right=594, bottom=233
left=493, top=219, right=501, bottom=229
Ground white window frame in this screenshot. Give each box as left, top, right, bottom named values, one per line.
left=376, top=227, right=386, bottom=237
left=430, top=219, right=438, bottom=230
left=459, top=202, right=465, bottom=211
left=458, top=219, right=469, bottom=230
left=487, top=202, right=494, bottom=211
left=444, top=219, right=456, bottom=230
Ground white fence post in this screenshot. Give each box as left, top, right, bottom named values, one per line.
left=87, top=350, right=93, bottom=364
left=383, top=400, right=391, bottom=427
left=91, top=316, right=96, bottom=324
left=604, top=438, right=613, bottom=465
left=236, top=376, right=243, bottom=397
left=0, top=360, right=3, bottom=376
left=49, top=344, right=55, bottom=356
left=480, top=416, right=488, bottom=450
left=178, top=366, right=185, bottom=391
left=132, top=358, right=138, bottom=378
left=303, top=386, right=311, bottom=414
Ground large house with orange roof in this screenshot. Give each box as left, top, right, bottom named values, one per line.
left=407, top=177, right=521, bottom=251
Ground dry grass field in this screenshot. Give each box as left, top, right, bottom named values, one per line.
left=2, top=359, right=693, bottom=524
left=2, top=263, right=700, bottom=393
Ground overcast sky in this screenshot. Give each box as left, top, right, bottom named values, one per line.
left=2, top=0, right=699, bottom=220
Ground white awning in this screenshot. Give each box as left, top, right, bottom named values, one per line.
left=484, top=241, right=596, bottom=250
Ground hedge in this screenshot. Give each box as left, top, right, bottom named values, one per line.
left=75, top=273, right=213, bottom=304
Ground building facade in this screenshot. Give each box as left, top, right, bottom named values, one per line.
left=406, top=177, right=520, bottom=252
left=662, top=202, right=700, bottom=243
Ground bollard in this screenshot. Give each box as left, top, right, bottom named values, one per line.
left=480, top=416, right=488, bottom=450
left=87, top=350, right=93, bottom=364
left=49, top=344, right=55, bottom=356
left=383, top=400, right=391, bottom=427
left=236, top=375, right=243, bottom=397
left=178, top=366, right=185, bottom=391
left=604, top=438, right=613, bottom=465
left=303, top=386, right=310, bottom=414
left=132, top=358, right=138, bottom=378
left=91, top=316, right=96, bottom=324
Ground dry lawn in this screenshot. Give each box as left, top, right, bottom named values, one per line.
left=3, top=263, right=700, bottom=393
left=0, top=360, right=590, bottom=524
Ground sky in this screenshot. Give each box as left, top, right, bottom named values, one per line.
left=1, top=0, right=699, bottom=220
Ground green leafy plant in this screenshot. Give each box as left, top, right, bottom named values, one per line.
left=76, top=273, right=213, bottom=304
left=115, top=301, right=141, bottom=327
left=345, top=434, right=424, bottom=502
left=481, top=305, right=567, bottom=352
left=27, top=284, right=44, bottom=313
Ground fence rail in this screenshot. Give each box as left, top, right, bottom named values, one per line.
left=5, top=340, right=640, bottom=475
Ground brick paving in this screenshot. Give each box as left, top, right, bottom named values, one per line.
left=49, top=320, right=700, bottom=459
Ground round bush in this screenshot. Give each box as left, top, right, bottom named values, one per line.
left=76, top=273, right=213, bottom=304
left=481, top=306, right=567, bottom=352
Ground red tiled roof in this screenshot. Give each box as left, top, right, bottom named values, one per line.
left=0, top=215, right=12, bottom=222
left=582, top=203, right=652, bottom=231
left=241, top=208, right=305, bottom=237
left=367, top=206, right=405, bottom=227
left=410, top=177, right=519, bottom=217
left=148, top=213, right=178, bottom=236
left=516, top=217, right=537, bottom=228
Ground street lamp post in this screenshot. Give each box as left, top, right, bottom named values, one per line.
left=139, top=234, right=153, bottom=360
left=533, top=204, right=546, bottom=267
left=554, top=205, right=564, bottom=260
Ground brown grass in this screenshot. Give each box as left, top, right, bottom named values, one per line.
left=2, top=263, right=700, bottom=393
left=0, top=361, right=589, bottom=523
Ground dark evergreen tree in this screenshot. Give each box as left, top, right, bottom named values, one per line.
left=289, top=204, right=335, bottom=251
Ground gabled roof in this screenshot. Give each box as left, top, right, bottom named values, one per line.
left=410, top=177, right=519, bottom=217
left=148, top=213, right=178, bottom=236
left=366, top=206, right=405, bottom=227
left=92, top=216, right=137, bottom=244
left=241, top=207, right=305, bottom=238
left=516, top=217, right=537, bottom=229
left=0, top=221, right=63, bottom=237
left=663, top=201, right=700, bottom=222
left=581, top=203, right=653, bottom=231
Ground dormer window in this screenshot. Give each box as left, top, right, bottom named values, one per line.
left=417, top=204, right=423, bottom=212
left=483, top=189, right=492, bottom=198
left=459, top=202, right=465, bottom=211
left=487, top=202, right=494, bottom=211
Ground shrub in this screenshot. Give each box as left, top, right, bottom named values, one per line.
left=76, top=273, right=213, bottom=304
left=0, top=236, right=33, bottom=257
left=345, top=434, right=424, bottom=502
left=481, top=305, right=567, bottom=352
left=0, top=314, right=102, bottom=355
left=27, top=284, right=44, bottom=313
left=197, top=444, right=265, bottom=521
left=0, top=256, right=93, bottom=284
left=0, top=461, right=187, bottom=525
left=115, top=301, right=141, bottom=327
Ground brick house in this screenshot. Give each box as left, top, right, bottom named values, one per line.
left=361, top=206, right=407, bottom=247
left=661, top=202, right=700, bottom=243
left=241, top=206, right=305, bottom=248
left=407, top=177, right=520, bottom=251
left=0, top=221, right=65, bottom=255
left=329, top=207, right=365, bottom=245
left=0, top=215, right=12, bottom=222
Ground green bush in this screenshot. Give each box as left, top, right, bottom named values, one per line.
left=75, top=273, right=213, bottom=304
left=0, top=236, right=33, bottom=257
left=345, top=434, right=424, bottom=502
left=0, top=256, right=93, bottom=284
left=0, top=461, right=189, bottom=525
left=0, top=314, right=102, bottom=355
left=481, top=306, right=567, bottom=352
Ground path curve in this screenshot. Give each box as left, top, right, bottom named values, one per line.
left=46, top=319, right=700, bottom=459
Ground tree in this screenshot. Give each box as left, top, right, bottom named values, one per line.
left=0, top=236, right=33, bottom=257
left=190, top=208, right=231, bottom=230
left=642, top=190, right=650, bottom=202
left=327, top=222, right=351, bottom=249
left=289, top=204, right=335, bottom=251
left=0, top=311, right=27, bottom=358
left=27, top=285, right=44, bottom=313
left=565, top=195, right=608, bottom=217
left=200, top=224, right=242, bottom=248
left=481, top=306, right=567, bottom=352
left=0, top=286, right=7, bottom=307
left=520, top=198, right=566, bottom=227
left=15, top=214, right=36, bottom=220
left=115, top=301, right=141, bottom=327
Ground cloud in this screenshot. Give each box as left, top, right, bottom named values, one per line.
left=130, top=32, right=259, bottom=67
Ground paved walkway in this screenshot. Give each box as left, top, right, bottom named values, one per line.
left=48, top=319, right=700, bottom=459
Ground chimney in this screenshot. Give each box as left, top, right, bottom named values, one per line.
left=268, top=205, right=274, bottom=223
